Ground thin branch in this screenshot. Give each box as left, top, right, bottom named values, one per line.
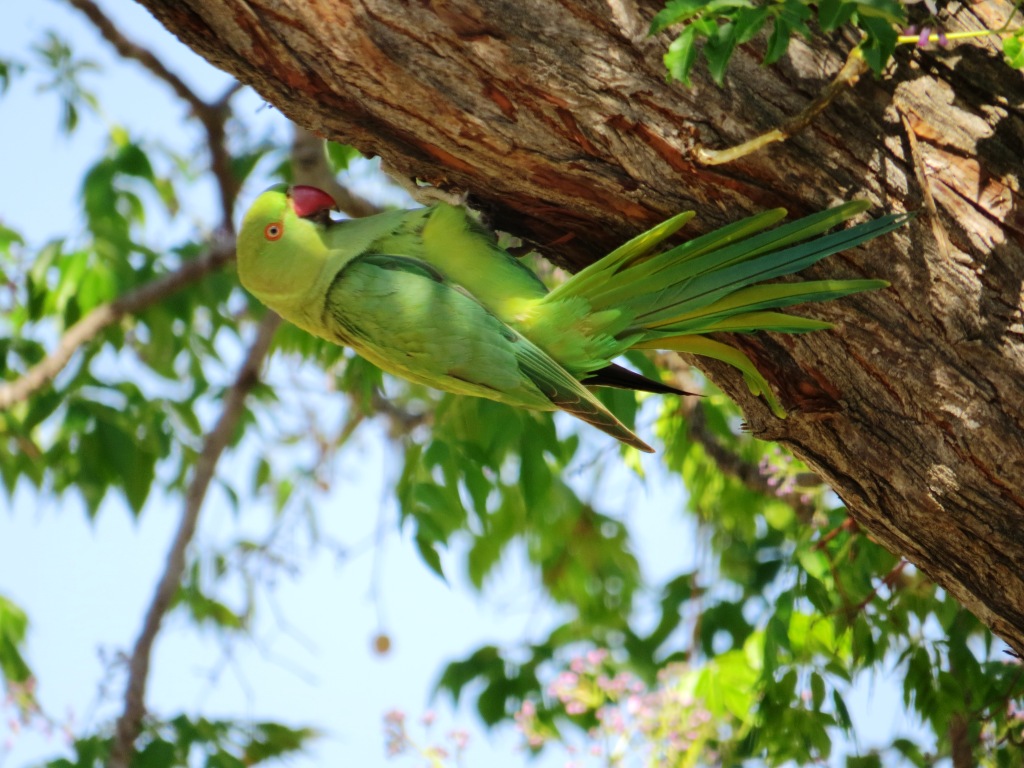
left=686, top=403, right=819, bottom=521
left=66, top=0, right=204, bottom=114
left=694, top=47, right=869, bottom=166
left=846, top=558, right=909, bottom=617
left=108, top=311, right=281, bottom=768
left=0, top=240, right=235, bottom=411
left=66, top=0, right=239, bottom=228
left=370, top=389, right=433, bottom=436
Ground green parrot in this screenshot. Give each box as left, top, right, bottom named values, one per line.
left=237, top=185, right=908, bottom=452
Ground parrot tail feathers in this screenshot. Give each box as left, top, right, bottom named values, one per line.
left=635, top=334, right=786, bottom=418
left=582, top=362, right=697, bottom=397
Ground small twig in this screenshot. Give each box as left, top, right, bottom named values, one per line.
left=370, top=389, right=433, bottom=436
left=813, top=516, right=860, bottom=550
left=899, top=109, right=952, bottom=262
left=108, top=311, right=280, bottom=768
left=896, top=28, right=1021, bottom=46
left=846, top=558, right=909, bottom=617
left=0, top=240, right=235, bottom=411
left=695, top=47, right=869, bottom=166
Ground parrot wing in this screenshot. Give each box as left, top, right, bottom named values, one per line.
left=322, top=253, right=654, bottom=452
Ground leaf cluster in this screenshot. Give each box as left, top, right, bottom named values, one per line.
left=650, top=0, right=907, bottom=85
left=42, top=717, right=316, bottom=768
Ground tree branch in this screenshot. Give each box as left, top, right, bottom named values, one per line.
left=108, top=311, right=280, bottom=768
left=66, top=0, right=204, bottom=114
left=0, top=240, right=235, bottom=411
left=66, top=0, right=239, bottom=228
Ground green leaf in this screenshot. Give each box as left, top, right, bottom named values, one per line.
left=846, top=754, right=882, bottom=768
left=833, top=689, right=853, bottom=731
left=704, top=22, right=738, bottom=85
left=818, top=0, right=856, bottom=29
left=93, top=416, right=153, bottom=515
left=0, top=594, right=32, bottom=684
left=664, top=25, right=702, bottom=86
left=892, top=737, right=929, bottom=768
left=732, top=5, right=771, bottom=44
left=415, top=535, right=446, bottom=580
left=650, top=0, right=709, bottom=34
left=115, top=141, right=155, bottom=181
left=859, top=15, right=900, bottom=73
left=810, top=670, right=825, bottom=709
left=325, top=142, right=362, bottom=173
left=135, top=738, right=176, bottom=768
left=764, top=16, right=794, bottom=65
left=798, top=547, right=830, bottom=581
left=436, top=646, right=502, bottom=702
left=1004, top=34, right=1024, bottom=69
left=853, top=0, right=906, bottom=24
left=243, top=723, right=319, bottom=764
left=477, top=678, right=510, bottom=725
left=0, top=58, right=25, bottom=93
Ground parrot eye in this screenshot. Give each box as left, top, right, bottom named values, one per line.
left=264, top=222, right=284, bottom=241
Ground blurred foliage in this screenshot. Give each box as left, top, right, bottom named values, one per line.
left=40, top=717, right=316, bottom=768
left=2, top=4, right=1023, bottom=768
left=0, top=595, right=32, bottom=686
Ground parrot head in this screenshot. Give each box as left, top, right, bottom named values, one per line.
left=236, top=184, right=338, bottom=309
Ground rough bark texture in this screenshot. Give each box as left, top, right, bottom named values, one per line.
left=132, top=0, right=1024, bottom=652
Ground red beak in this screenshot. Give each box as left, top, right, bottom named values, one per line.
left=289, top=185, right=338, bottom=218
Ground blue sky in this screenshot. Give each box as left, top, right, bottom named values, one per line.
left=0, top=2, right=920, bottom=767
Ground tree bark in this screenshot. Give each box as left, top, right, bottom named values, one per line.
left=132, top=0, right=1024, bottom=652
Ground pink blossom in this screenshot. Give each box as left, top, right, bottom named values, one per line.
left=565, top=700, right=587, bottom=715
left=549, top=671, right=580, bottom=702
left=448, top=729, right=470, bottom=750
left=420, top=709, right=436, bottom=727
left=555, top=671, right=578, bottom=688
left=585, top=649, right=608, bottom=667
left=599, top=706, right=626, bottom=733
left=626, top=694, right=644, bottom=716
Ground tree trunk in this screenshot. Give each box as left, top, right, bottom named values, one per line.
left=132, top=0, right=1024, bottom=652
